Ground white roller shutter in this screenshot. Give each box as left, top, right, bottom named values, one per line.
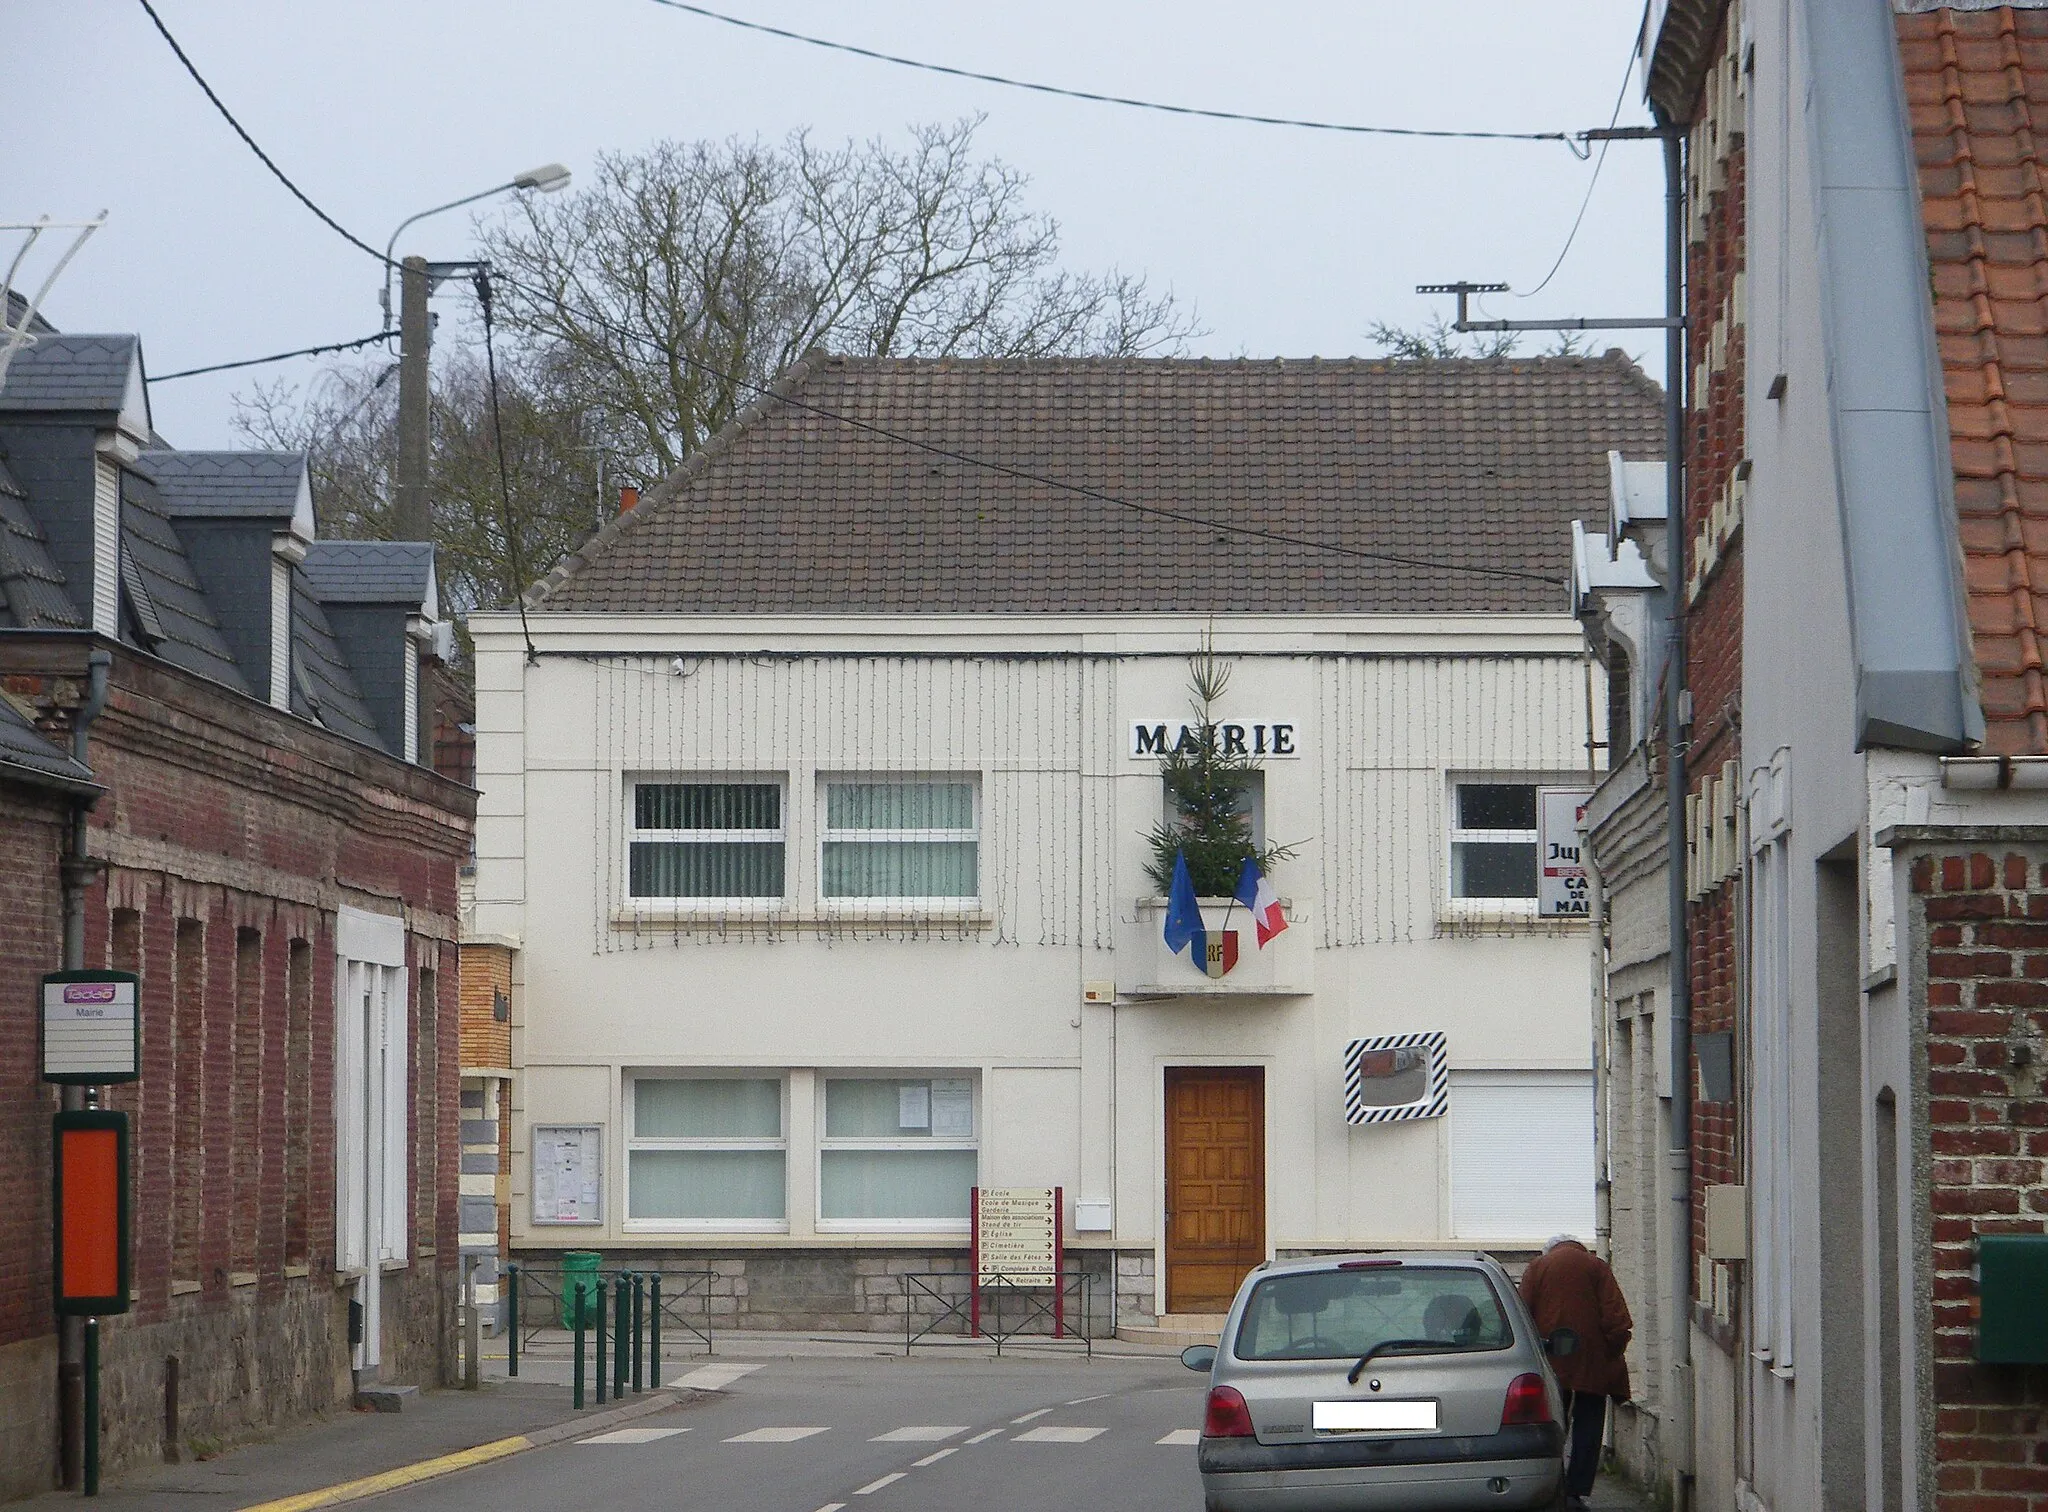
left=1450, top=1072, right=1596, bottom=1242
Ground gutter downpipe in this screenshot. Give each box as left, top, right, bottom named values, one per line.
left=56, top=647, right=112, bottom=1491
left=1660, top=124, right=1696, bottom=1512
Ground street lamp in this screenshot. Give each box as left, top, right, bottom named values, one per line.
left=378, top=163, right=572, bottom=324
left=383, top=163, right=570, bottom=544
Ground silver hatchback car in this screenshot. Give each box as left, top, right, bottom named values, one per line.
left=1181, top=1252, right=1572, bottom=1512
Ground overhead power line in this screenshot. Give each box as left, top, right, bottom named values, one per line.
left=134, top=0, right=393, bottom=266
left=646, top=0, right=1578, bottom=147
left=149, top=328, right=395, bottom=383
left=1513, top=38, right=1642, bottom=298
left=135, top=0, right=1568, bottom=589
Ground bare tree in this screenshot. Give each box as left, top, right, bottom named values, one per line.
left=479, top=118, right=1198, bottom=480
left=234, top=348, right=601, bottom=618
left=1365, top=314, right=1590, bottom=360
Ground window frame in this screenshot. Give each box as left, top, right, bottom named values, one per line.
left=622, top=1072, right=790, bottom=1234
left=624, top=775, right=788, bottom=908
left=1445, top=777, right=1543, bottom=914
left=815, top=1073, right=979, bottom=1234
left=1161, top=770, right=1266, bottom=854
left=817, top=775, right=982, bottom=909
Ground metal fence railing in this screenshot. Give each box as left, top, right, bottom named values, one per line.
left=897, top=1268, right=1097, bottom=1357
left=503, top=1264, right=716, bottom=1408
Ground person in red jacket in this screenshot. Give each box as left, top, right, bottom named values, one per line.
left=1518, top=1235, right=1633, bottom=1511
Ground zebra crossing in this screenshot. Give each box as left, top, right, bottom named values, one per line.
left=577, top=1419, right=1195, bottom=1449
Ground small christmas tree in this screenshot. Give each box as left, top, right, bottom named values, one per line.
left=1143, top=646, right=1295, bottom=895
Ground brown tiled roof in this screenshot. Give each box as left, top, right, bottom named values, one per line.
left=532, top=354, right=1664, bottom=616
left=1902, top=5, right=2048, bottom=754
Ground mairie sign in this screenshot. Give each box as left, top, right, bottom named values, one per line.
left=1130, top=719, right=1302, bottom=759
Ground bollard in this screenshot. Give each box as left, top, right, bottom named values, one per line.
left=595, top=1277, right=608, bottom=1405
left=506, top=1264, right=520, bottom=1378
left=463, top=1255, right=481, bottom=1390
left=613, top=1272, right=629, bottom=1399
left=572, top=1286, right=586, bottom=1410
left=648, top=1273, right=662, bottom=1389
left=631, top=1273, right=644, bottom=1393
left=83, top=1318, right=99, bottom=1497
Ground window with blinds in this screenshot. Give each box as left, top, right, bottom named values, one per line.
left=629, top=781, right=785, bottom=901
left=821, top=780, right=979, bottom=902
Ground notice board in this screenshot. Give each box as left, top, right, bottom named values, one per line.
left=531, top=1125, right=603, bottom=1225
left=973, top=1186, right=1060, bottom=1286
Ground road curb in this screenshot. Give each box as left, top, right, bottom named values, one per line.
left=232, top=1388, right=707, bottom=1511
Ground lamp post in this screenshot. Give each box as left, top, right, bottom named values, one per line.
left=385, top=164, right=570, bottom=542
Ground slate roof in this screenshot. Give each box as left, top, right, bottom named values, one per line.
left=138, top=450, right=307, bottom=519
left=0, top=334, right=140, bottom=413
left=532, top=353, right=1666, bottom=617
left=302, top=540, right=434, bottom=605
left=289, top=572, right=382, bottom=747
left=1900, top=6, right=2048, bottom=753
left=0, top=453, right=82, bottom=629
left=3, top=290, right=58, bottom=338
left=0, top=697, right=96, bottom=794
left=118, top=470, right=249, bottom=693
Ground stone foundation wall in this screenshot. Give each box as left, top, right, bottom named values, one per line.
left=0, top=1266, right=449, bottom=1500
left=512, top=1247, right=1155, bottom=1336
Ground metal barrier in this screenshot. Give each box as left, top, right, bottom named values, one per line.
left=898, top=1269, right=1096, bottom=1357
left=504, top=1264, right=717, bottom=1404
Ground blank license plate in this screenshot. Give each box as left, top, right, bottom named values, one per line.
left=1313, top=1400, right=1439, bottom=1433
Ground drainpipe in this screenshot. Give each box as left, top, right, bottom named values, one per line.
left=56, top=647, right=112, bottom=1490
left=1659, top=124, right=1696, bottom=1512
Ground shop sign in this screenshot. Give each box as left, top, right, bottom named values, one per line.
left=1538, top=787, right=1594, bottom=918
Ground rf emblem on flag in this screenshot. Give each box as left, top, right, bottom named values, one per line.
left=1204, top=930, right=1240, bottom=978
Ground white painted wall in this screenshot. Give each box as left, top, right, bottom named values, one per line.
left=474, top=612, right=1602, bottom=1306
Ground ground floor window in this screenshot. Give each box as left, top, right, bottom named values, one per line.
left=819, top=1075, right=977, bottom=1229
left=1448, top=1070, right=1595, bottom=1242
left=626, top=1076, right=788, bottom=1230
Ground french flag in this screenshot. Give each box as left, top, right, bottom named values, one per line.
left=1233, top=857, right=1287, bottom=947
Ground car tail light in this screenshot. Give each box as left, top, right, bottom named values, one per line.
left=1203, top=1385, right=1256, bottom=1438
left=1500, top=1372, right=1553, bottom=1427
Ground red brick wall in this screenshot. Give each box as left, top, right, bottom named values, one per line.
left=1909, top=849, right=2048, bottom=1510
left=1684, top=47, right=1748, bottom=1293
left=459, top=944, right=512, bottom=1070
left=0, top=788, right=70, bottom=1349
left=0, top=637, right=473, bottom=1487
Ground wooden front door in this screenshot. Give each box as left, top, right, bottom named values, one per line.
left=1164, top=1067, right=1266, bottom=1314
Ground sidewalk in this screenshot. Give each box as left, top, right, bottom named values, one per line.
left=16, top=1374, right=699, bottom=1511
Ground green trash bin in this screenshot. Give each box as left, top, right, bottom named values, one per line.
left=560, top=1252, right=602, bottom=1330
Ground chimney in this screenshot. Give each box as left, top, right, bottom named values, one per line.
left=619, top=485, right=639, bottom=513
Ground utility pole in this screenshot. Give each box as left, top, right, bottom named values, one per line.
left=394, top=256, right=433, bottom=544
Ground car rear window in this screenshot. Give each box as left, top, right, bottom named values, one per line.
left=1234, top=1266, right=1514, bottom=1361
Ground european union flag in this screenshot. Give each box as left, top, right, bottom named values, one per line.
left=1163, top=850, right=1207, bottom=965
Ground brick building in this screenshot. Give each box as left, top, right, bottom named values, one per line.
left=1576, top=3, right=2048, bottom=1509
left=0, top=311, right=473, bottom=1496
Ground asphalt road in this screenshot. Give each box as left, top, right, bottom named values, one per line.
left=381, top=1351, right=1208, bottom=1512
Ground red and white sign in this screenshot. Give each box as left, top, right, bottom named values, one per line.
left=1537, top=787, right=1593, bottom=918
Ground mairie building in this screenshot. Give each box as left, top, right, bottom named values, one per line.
left=470, top=353, right=1663, bottom=1332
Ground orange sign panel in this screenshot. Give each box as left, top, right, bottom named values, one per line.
left=54, top=1112, right=129, bottom=1314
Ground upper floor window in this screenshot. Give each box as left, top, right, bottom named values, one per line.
left=1449, top=782, right=1538, bottom=900
left=629, top=781, right=785, bottom=901
left=821, top=780, right=978, bottom=902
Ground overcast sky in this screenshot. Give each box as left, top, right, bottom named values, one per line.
left=13, top=1, right=1660, bottom=450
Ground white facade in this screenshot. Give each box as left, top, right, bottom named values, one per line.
left=474, top=611, right=1604, bottom=1319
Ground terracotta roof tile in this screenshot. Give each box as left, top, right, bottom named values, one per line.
left=1900, top=5, right=2048, bottom=753
left=533, top=354, right=1663, bottom=617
